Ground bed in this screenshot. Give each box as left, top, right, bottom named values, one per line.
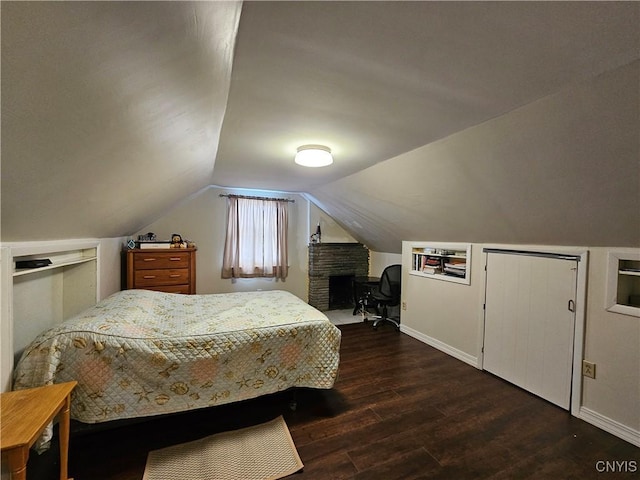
left=13, top=289, right=341, bottom=448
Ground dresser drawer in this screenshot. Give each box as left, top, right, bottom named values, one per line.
left=134, top=252, right=191, bottom=270
left=134, top=269, right=190, bottom=286
left=141, top=284, right=191, bottom=294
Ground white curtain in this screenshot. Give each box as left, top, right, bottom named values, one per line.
left=222, top=196, right=289, bottom=279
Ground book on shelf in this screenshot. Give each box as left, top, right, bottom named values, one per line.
left=444, top=262, right=466, bottom=269
left=422, top=266, right=442, bottom=275
left=444, top=267, right=466, bottom=277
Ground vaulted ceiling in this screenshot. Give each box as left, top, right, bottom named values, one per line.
left=213, top=1, right=638, bottom=192
left=2, top=2, right=639, bottom=251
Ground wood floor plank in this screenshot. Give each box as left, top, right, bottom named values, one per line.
left=297, top=405, right=445, bottom=464
left=351, top=447, right=441, bottom=480
left=292, top=406, right=381, bottom=446
left=25, top=321, right=638, bottom=480
left=296, top=451, right=358, bottom=480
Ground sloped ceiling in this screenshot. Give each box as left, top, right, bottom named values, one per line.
left=1, top=1, right=639, bottom=250
left=309, top=60, right=640, bottom=252
left=1, top=1, right=241, bottom=240
left=213, top=1, right=638, bottom=191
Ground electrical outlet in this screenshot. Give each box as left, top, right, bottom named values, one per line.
left=582, top=360, right=596, bottom=379
left=402, top=302, right=407, bottom=311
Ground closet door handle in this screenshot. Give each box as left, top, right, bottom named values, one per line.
left=568, top=299, right=576, bottom=312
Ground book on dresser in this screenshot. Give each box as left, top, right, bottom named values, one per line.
left=125, top=247, right=196, bottom=294
left=137, top=241, right=172, bottom=249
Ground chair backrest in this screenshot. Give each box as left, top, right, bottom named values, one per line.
left=379, top=264, right=402, bottom=301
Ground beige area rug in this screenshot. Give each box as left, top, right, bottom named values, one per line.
left=143, top=416, right=303, bottom=480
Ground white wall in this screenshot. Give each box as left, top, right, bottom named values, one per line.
left=370, top=251, right=402, bottom=277
left=309, top=203, right=357, bottom=244
left=1, top=248, right=13, bottom=393
left=99, top=237, right=127, bottom=300
left=401, top=243, right=484, bottom=366
left=12, top=269, right=64, bottom=356
left=582, top=248, right=640, bottom=433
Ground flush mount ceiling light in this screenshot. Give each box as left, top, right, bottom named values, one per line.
left=294, top=144, right=333, bottom=167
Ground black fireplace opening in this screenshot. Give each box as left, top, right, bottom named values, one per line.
left=329, top=274, right=355, bottom=310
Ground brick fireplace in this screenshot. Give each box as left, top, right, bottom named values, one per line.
left=308, top=243, right=369, bottom=311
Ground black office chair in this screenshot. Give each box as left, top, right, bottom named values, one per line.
left=364, top=264, right=402, bottom=331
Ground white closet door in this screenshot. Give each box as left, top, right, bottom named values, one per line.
left=483, top=252, right=577, bottom=409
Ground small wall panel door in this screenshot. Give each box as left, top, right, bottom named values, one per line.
left=483, top=251, right=577, bottom=409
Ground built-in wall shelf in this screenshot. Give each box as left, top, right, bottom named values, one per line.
left=606, top=250, right=640, bottom=317
left=409, top=242, right=471, bottom=285
left=1, top=239, right=101, bottom=392
left=13, top=251, right=97, bottom=277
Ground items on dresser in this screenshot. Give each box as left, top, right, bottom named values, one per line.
left=126, top=247, right=196, bottom=294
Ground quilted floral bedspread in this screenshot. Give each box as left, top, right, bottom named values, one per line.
left=14, top=289, right=341, bottom=429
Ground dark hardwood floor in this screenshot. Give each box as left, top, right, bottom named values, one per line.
left=28, top=322, right=638, bottom=479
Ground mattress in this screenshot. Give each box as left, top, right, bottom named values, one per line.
left=13, top=289, right=341, bottom=446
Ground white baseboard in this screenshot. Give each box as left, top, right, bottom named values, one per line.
left=400, top=325, right=478, bottom=368
left=579, top=407, right=640, bottom=447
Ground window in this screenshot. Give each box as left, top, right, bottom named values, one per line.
left=222, top=196, right=289, bottom=279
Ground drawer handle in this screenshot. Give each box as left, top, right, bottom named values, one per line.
left=169, top=257, right=181, bottom=261
left=169, top=274, right=181, bottom=278
left=143, top=258, right=156, bottom=262
left=143, top=275, right=156, bottom=279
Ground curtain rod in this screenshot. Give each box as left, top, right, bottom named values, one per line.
left=219, top=194, right=295, bottom=203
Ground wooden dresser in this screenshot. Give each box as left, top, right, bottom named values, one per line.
left=126, top=248, right=196, bottom=294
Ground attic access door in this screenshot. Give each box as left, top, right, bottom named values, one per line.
left=483, top=249, right=578, bottom=410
